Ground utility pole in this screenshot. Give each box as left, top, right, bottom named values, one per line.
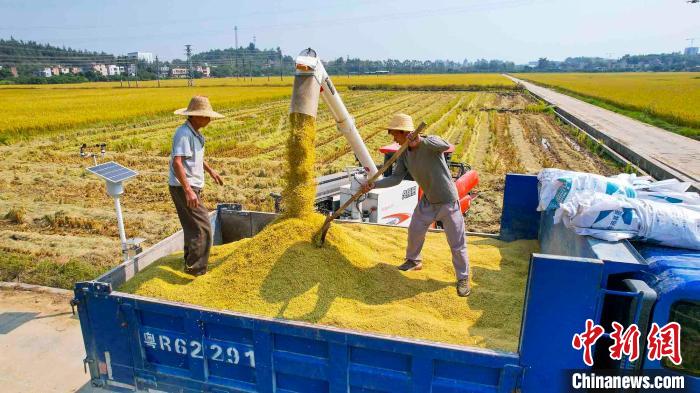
left=126, top=56, right=131, bottom=88
left=185, top=44, right=193, bottom=87
left=279, top=50, right=283, bottom=81
left=134, top=60, right=139, bottom=88
left=118, top=56, right=123, bottom=87
left=234, top=26, right=239, bottom=80
left=155, top=56, right=160, bottom=87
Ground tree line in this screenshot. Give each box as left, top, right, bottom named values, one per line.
left=1, top=37, right=698, bottom=85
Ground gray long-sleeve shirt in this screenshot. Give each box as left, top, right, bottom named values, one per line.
left=374, top=135, right=458, bottom=204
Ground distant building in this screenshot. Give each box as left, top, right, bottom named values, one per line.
left=171, top=67, right=188, bottom=78
left=10, top=66, right=18, bottom=77
left=70, top=67, right=82, bottom=75
left=195, top=65, right=211, bottom=77
left=127, top=52, right=154, bottom=63
left=51, top=66, right=61, bottom=76
left=107, top=64, right=121, bottom=76
left=91, top=63, right=108, bottom=76
left=60, top=66, right=71, bottom=75
left=127, top=64, right=137, bottom=76
left=685, top=47, right=699, bottom=56
left=35, top=67, right=52, bottom=77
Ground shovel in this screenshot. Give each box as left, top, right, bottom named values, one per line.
left=318, top=121, right=427, bottom=246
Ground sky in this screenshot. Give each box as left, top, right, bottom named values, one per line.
left=1, top=0, right=698, bottom=64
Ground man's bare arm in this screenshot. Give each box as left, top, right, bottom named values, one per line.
left=204, top=161, right=224, bottom=185
left=173, top=156, right=199, bottom=208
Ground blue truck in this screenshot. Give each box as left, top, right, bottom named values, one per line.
left=73, top=174, right=699, bottom=392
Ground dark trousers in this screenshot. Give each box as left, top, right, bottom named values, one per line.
left=169, top=186, right=212, bottom=274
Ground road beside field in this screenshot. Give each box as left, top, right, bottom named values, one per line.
left=0, top=286, right=99, bottom=392
left=507, top=75, right=700, bottom=190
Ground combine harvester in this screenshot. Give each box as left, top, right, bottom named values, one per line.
left=73, top=50, right=699, bottom=392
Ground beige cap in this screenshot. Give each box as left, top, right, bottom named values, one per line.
left=174, top=96, right=224, bottom=119
left=386, top=113, right=414, bottom=132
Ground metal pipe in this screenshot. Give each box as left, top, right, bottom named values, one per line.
left=319, top=76, right=378, bottom=176
left=113, top=196, right=128, bottom=261
left=293, top=49, right=378, bottom=176
left=289, top=74, right=321, bottom=118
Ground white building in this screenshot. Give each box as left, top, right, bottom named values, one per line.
left=107, top=64, right=121, bottom=76
left=91, top=63, right=108, bottom=76
left=195, top=65, right=211, bottom=77
left=37, top=67, right=52, bottom=77
left=127, top=52, right=154, bottom=63
left=127, top=64, right=137, bottom=76
left=171, top=67, right=188, bottom=78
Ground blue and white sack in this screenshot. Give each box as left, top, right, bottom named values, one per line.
left=554, top=192, right=700, bottom=250
left=537, top=169, right=637, bottom=211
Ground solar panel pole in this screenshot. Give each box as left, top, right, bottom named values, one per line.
left=87, top=161, right=138, bottom=262
left=106, top=181, right=129, bottom=260
left=114, top=194, right=128, bottom=260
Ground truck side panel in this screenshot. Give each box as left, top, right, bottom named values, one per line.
left=519, top=254, right=604, bottom=392
left=77, top=285, right=522, bottom=393
left=499, top=174, right=540, bottom=241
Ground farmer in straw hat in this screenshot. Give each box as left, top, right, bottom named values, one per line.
left=360, top=113, right=471, bottom=297
left=169, top=96, right=225, bottom=276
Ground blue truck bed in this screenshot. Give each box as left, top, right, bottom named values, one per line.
left=74, top=174, right=700, bottom=392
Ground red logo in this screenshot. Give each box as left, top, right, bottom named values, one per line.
left=382, top=213, right=411, bottom=225
left=573, top=320, right=682, bottom=366
left=647, top=322, right=682, bottom=365
left=609, top=322, right=641, bottom=361
left=572, top=319, right=605, bottom=366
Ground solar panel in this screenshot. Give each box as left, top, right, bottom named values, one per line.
left=87, top=161, right=137, bottom=183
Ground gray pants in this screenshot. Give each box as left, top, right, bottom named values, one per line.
left=169, top=186, right=212, bottom=274
left=406, top=198, right=469, bottom=280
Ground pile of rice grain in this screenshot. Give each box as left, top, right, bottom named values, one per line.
left=120, top=112, right=538, bottom=351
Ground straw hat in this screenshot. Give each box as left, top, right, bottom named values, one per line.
left=385, top=113, right=414, bottom=132
left=174, top=96, right=225, bottom=118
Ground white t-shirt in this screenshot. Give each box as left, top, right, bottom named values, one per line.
left=168, top=121, right=205, bottom=189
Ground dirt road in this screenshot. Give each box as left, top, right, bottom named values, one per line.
left=0, top=285, right=99, bottom=392
left=506, top=75, right=700, bottom=190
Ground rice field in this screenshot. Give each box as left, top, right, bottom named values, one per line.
left=0, top=78, right=618, bottom=288
left=513, top=72, right=700, bottom=139
left=0, top=73, right=515, bottom=90
left=0, top=74, right=514, bottom=143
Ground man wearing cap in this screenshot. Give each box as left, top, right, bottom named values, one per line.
left=169, top=96, right=225, bottom=276
left=360, top=113, right=471, bottom=297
